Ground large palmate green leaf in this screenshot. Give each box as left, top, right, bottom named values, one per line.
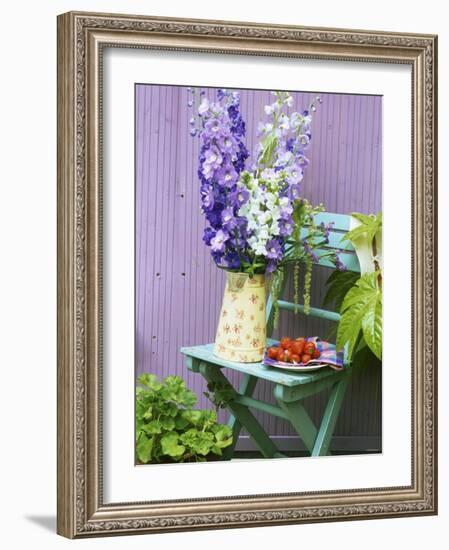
left=361, top=294, right=382, bottom=359
left=160, top=432, right=185, bottom=459
left=337, top=272, right=382, bottom=360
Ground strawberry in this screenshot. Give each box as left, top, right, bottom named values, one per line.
left=292, top=341, right=304, bottom=355
left=301, top=354, right=311, bottom=364
left=280, top=337, right=292, bottom=350
left=276, top=347, right=285, bottom=362
left=305, top=342, right=315, bottom=355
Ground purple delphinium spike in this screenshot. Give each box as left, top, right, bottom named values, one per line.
left=192, top=88, right=250, bottom=269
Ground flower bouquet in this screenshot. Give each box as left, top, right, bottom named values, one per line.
left=189, top=88, right=338, bottom=362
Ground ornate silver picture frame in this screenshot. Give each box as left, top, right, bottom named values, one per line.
left=57, top=11, right=437, bottom=538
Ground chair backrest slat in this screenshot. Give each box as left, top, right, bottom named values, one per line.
left=313, top=212, right=351, bottom=231
left=299, top=227, right=354, bottom=253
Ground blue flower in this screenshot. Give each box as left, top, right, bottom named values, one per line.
left=266, top=239, right=282, bottom=260
left=210, top=229, right=229, bottom=253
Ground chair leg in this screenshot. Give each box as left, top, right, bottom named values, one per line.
left=223, top=374, right=258, bottom=459
left=276, top=393, right=318, bottom=454
left=198, top=362, right=281, bottom=459
left=312, top=376, right=350, bottom=456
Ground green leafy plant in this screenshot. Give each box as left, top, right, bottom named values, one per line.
left=136, top=373, right=233, bottom=464
left=324, top=212, right=382, bottom=361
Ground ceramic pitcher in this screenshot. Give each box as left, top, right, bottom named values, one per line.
left=214, top=272, right=266, bottom=363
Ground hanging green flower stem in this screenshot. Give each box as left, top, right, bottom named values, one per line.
left=268, top=199, right=343, bottom=329
left=293, top=261, right=300, bottom=314
left=303, top=258, right=313, bottom=315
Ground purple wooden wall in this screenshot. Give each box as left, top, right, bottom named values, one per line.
left=135, top=84, right=382, bottom=445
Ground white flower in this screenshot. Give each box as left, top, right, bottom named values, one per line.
left=276, top=151, right=293, bottom=166
left=290, top=112, right=303, bottom=130
left=247, top=217, right=259, bottom=231
left=198, top=98, right=210, bottom=115
left=264, top=104, right=275, bottom=115
left=269, top=208, right=281, bottom=223
left=249, top=201, right=262, bottom=217
left=257, top=211, right=272, bottom=225
left=258, top=225, right=269, bottom=241
left=238, top=203, right=249, bottom=216
left=279, top=114, right=290, bottom=131
left=265, top=192, right=277, bottom=207
left=285, top=95, right=293, bottom=107
left=271, top=222, right=280, bottom=236
left=254, top=244, right=267, bottom=256
left=248, top=235, right=258, bottom=248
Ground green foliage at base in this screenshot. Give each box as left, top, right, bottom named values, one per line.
left=136, top=373, right=233, bottom=464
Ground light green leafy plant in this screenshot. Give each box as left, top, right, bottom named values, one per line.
left=136, top=373, right=233, bottom=464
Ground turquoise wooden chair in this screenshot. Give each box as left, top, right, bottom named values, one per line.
left=181, top=213, right=360, bottom=458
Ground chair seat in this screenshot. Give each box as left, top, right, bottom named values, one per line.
left=181, top=339, right=347, bottom=388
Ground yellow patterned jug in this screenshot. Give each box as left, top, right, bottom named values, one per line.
left=214, top=272, right=266, bottom=363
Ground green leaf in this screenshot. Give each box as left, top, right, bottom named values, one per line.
left=260, top=134, right=278, bottom=166
left=165, top=401, right=178, bottom=417
left=362, top=294, right=382, bottom=359
left=178, top=389, right=197, bottom=407
left=212, top=425, right=233, bottom=449
left=181, top=410, right=202, bottom=426
left=136, top=433, right=154, bottom=463
left=351, top=212, right=374, bottom=225
left=160, top=416, right=175, bottom=431
left=174, top=413, right=190, bottom=430
left=337, top=272, right=382, bottom=360
left=160, top=432, right=185, bottom=458
left=142, top=419, right=162, bottom=435
left=340, top=224, right=368, bottom=245
left=138, top=373, right=162, bottom=391
left=343, top=211, right=382, bottom=249
left=337, top=297, right=368, bottom=358
left=180, top=429, right=214, bottom=456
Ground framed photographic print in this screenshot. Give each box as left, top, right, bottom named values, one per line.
left=57, top=11, right=438, bottom=538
